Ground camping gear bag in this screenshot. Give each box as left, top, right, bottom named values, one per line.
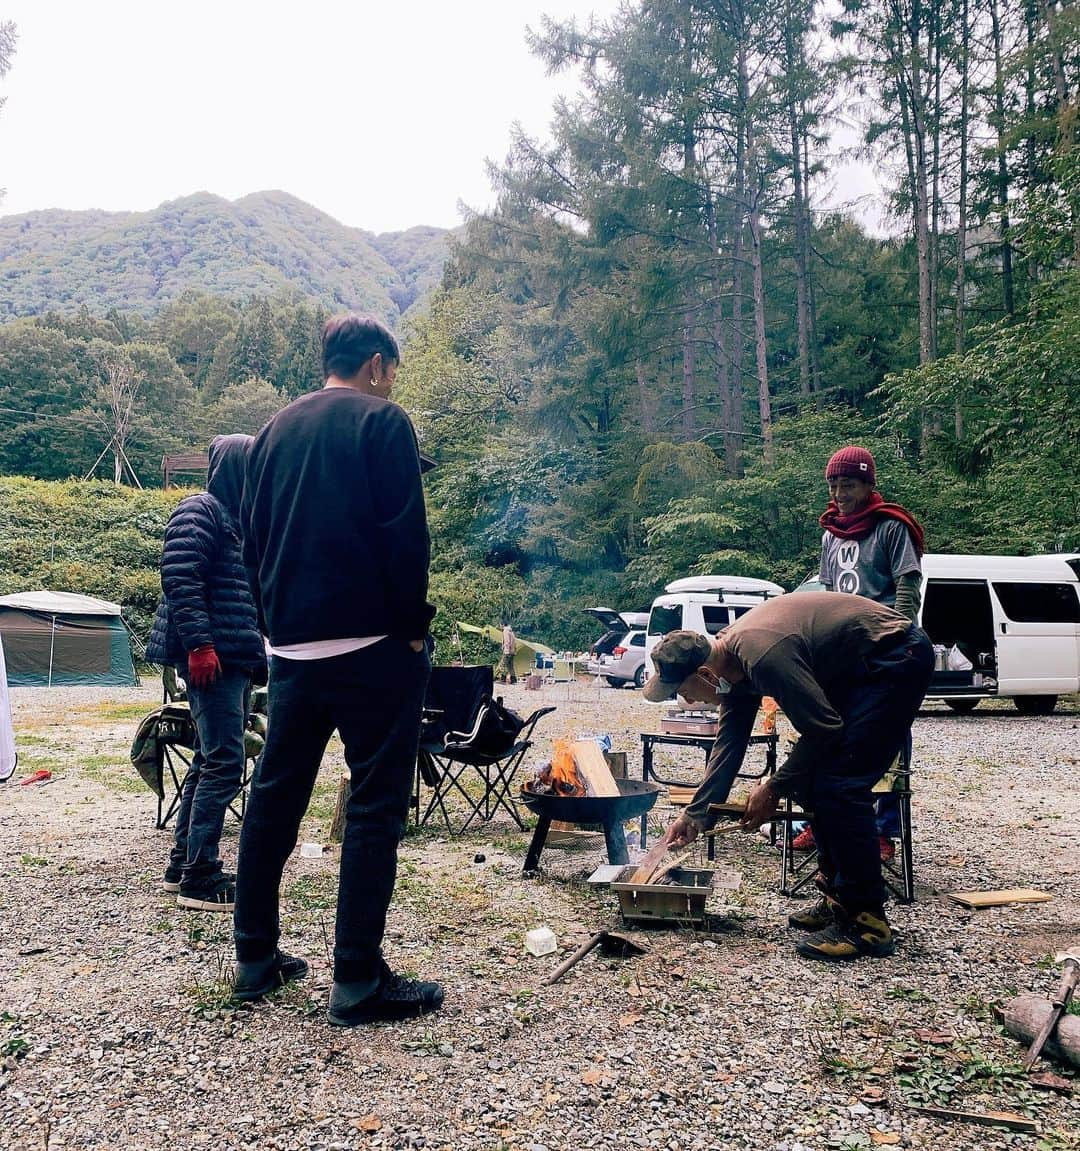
left=443, top=695, right=525, bottom=758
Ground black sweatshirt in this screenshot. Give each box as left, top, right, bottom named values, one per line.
left=241, top=388, right=435, bottom=646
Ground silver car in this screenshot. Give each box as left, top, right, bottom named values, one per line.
left=584, top=608, right=650, bottom=688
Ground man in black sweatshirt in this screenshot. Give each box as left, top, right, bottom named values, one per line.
left=232, top=314, right=442, bottom=1025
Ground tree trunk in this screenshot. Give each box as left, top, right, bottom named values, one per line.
left=682, top=295, right=697, bottom=440
left=742, top=47, right=773, bottom=467
left=990, top=0, right=1016, bottom=316
left=704, top=187, right=739, bottom=476
left=955, top=0, right=970, bottom=362
left=731, top=70, right=747, bottom=474
left=929, top=0, right=941, bottom=361
left=785, top=2, right=813, bottom=395
left=909, top=0, right=933, bottom=364
left=635, top=359, right=655, bottom=434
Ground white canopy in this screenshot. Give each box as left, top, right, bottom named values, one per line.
left=0, top=591, right=122, bottom=616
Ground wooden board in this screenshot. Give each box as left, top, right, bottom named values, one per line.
left=571, top=741, right=620, bottom=797
left=668, top=785, right=697, bottom=807
left=906, top=1106, right=1038, bottom=1133
left=627, top=841, right=669, bottom=885
left=947, top=888, right=1052, bottom=909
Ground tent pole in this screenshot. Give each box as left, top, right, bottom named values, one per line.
left=48, top=615, right=57, bottom=688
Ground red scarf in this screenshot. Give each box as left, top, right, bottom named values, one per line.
left=819, top=491, right=926, bottom=557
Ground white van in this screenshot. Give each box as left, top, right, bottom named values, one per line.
left=918, top=553, right=1080, bottom=714
left=644, top=575, right=786, bottom=680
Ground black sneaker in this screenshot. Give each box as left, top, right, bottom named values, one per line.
left=328, top=962, right=444, bottom=1027
left=177, top=874, right=235, bottom=913
left=233, top=951, right=309, bottom=1002
left=164, top=867, right=234, bottom=894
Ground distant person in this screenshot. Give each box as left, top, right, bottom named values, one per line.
left=792, top=445, right=925, bottom=863
left=497, top=623, right=518, bottom=684
left=648, top=592, right=933, bottom=961
left=233, top=313, right=442, bottom=1026
left=146, top=434, right=267, bottom=912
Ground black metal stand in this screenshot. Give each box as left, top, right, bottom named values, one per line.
left=522, top=812, right=631, bottom=876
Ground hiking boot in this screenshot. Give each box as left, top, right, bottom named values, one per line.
left=164, top=866, right=234, bottom=894
left=177, top=873, right=235, bottom=912
left=792, top=825, right=816, bottom=852
left=787, top=896, right=837, bottom=931
left=233, top=951, right=309, bottom=1002
left=879, top=836, right=896, bottom=863
left=796, top=909, right=896, bottom=962
left=328, top=962, right=444, bottom=1027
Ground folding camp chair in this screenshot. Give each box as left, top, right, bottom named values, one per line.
left=414, top=665, right=555, bottom=834
left=131, top=694, right=265, bottom=830
left=779, top=746, right=915, bottom=903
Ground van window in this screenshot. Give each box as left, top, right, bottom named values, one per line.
left=993, top=582, right=1080, bottom=623
left=649, top=605, right=682, bottom=635
left=701, top=606, right=730, bottom=634
left=922, top=579, right=994, bottom=654
left=731, top=605, right=754, bottom=620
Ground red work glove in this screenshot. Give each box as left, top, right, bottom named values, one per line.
left=187, top=645, right=222, bottom=688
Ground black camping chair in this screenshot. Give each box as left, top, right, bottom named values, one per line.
left=414, top=665, right=555, bottom=834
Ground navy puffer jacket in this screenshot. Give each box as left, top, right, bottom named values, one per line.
left=146, top=434, right=267, bottom=678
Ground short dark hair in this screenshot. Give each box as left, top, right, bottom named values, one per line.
left=322, top=313, right=400, bottom=380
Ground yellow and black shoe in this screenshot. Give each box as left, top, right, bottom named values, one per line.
left=795, top=910, right=896, bottom=962
left=787, top=896, right=837, bottom=931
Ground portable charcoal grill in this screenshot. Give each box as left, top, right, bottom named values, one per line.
left=519, top=778, right=662, bottom=875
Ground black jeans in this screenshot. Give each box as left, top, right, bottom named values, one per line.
left=233, top=639, right=430, bottom=982
left=170, top=668, right=251, bottom=882
left=804, top=626, right=933, bottom=915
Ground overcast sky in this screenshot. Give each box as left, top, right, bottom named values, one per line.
left=0, top=0, right=883, bottom=235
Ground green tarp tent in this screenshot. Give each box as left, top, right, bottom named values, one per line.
left=454, top=621, right=554, bottom=679
left=0, top=591, right=138, bottom=687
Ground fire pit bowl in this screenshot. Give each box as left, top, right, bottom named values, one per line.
left=519, top=779, right=663, bottom=874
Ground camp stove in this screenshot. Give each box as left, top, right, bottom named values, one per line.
left=609, top=864, right=718, bottom=926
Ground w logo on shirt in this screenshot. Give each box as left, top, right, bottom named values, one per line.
left=837, top=541, right=860, bottom=570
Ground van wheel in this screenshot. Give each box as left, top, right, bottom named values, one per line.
left=945, top=698, right=979, bottom=714
left=634, top=665, right=646, bottom=689
left=1014, top=695, right=1057, bottom=716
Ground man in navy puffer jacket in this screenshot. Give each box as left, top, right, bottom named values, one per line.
left=147, top=434, right=267, bottom=912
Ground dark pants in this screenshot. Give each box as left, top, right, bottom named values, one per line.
left=170, top=668, right=251, bottom=882
left=805, top=626, right=932, bottom=915
left=233, top=640, right=430, bottom=983
left=874, top=729, right=912, bottom=840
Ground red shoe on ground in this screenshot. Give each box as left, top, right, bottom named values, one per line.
left=792, top=826, right=816, bottom=852
left=879, top=836, right=896, bottom=863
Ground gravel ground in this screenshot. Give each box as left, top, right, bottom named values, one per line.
left=1, top=680, right=1078, bottom=1151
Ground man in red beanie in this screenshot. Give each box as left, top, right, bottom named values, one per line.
left=790, top=445, right=925, bottom=867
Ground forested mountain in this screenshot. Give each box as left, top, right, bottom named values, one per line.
left=0, top=191, right=451, bottom=323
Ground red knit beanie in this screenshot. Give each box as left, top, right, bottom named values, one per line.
left=825, top=446, right=876, bottom=485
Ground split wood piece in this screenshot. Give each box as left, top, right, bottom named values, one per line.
left=627, top=840, right=670, bottom=885
left=905, top=1106, right=1038, bottom=1134
left=1003, top=993, right=1080, bottom=1070
left=329, top=771, right=350, bottom=843
left=947, top=888, right=1052, bottom=909
left=707, top=801, right=811, bottom=823
left=571, top=741, right=620, bottom=797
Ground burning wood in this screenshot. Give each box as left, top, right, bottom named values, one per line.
left=524, top=739, right=586, bottom=797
